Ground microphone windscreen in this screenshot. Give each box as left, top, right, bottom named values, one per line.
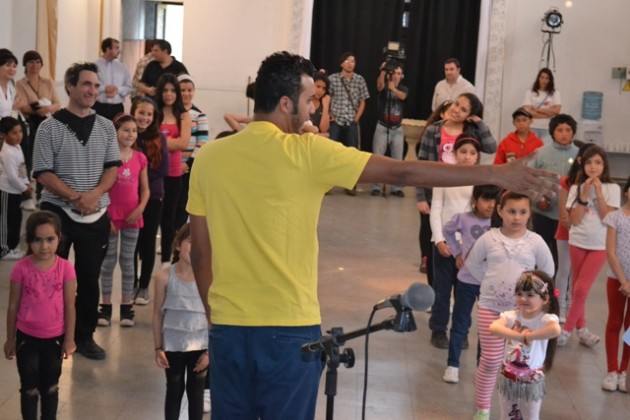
left=400, top=283, right=434, bottom=311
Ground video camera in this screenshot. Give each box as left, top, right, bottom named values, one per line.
left=383, top=41, right=406, bottom=76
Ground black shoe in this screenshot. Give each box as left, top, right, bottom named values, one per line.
left=370, top=189, right=381, bottom=196
left=463, top=337, right=469, bottom=350
left=120, top=304, right=135, bottom=327
left=391, top=190, right=405, bottom=198
left=97, top=304, right=112, bottom=327
left=76, top=338, right=106, bottom=360
left=430, top=331, right=449, bottom=349
left=345, top=188, right=357, bottom=196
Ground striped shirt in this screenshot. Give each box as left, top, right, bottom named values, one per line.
left=32, top=109, right=121, bottom=210
left=182, top=105, right=209, bottom=165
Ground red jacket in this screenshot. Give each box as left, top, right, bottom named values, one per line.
left=493, top=131, right=544, bottom=164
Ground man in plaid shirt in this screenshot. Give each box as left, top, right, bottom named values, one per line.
left=328, top=52, right=370, bottom=195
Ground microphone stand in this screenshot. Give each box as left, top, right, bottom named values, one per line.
left=302, top=304, right=417, bottom=420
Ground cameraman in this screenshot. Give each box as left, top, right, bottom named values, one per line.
left=370, top=60, right=408, bottom=197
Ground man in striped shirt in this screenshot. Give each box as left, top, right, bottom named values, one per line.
left=33, top=62, right=121, bottom=360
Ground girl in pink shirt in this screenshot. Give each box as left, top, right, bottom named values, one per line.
left=98, top=114, right=149, bottom=327
left=4, top=211, right=77, bottom=420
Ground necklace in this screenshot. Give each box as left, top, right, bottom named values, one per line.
left=121, top=149, right=133, bottom=163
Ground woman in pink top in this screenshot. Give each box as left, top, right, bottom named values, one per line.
left=156, top=74, right=191, bottom=266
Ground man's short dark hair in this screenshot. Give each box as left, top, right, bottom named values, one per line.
left=339, top=52, right=354, bottom=65
left=549, top=113, right=577, bottom=138
left=254, top=51, right=315, bottom=114
left=154, top=39, right=172, bottom=54
left=101, top=38, right=118, bottom=53
left=64, top=62, right=99, bottom=94
left=444, top=58, right=461, bottom=68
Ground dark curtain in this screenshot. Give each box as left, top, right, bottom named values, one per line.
left=310, top=0, right=481, bottom=151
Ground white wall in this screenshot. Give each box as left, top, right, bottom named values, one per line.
left=182, top=0, right=312, bottom=138
left=501, top=0, right=630, bottom=148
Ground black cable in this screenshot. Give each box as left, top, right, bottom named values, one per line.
left=361, top=308, right=377, bottom=420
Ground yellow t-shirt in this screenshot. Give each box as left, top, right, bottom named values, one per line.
left=187, top=121, right=371, bottom=326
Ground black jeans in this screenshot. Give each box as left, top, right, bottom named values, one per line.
left=40, top=203, right=110, bottom=342
left=419, top=212, right=434, bottom=286
left=92, top=102, right=124, bottom=121
left=16, top=330, right=64, bottom=420
left=174, top=171, right=190, bottom=232
left=135, top=199, right=164, bottom=290
left=532, top=212, right=559, bottom=274
left=164, top=350, right=207, bottom=420
left=161, top=176, right=182, bottom=263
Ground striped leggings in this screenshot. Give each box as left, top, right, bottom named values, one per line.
left=100, top=228, right=140, bottom=298
left=475, top=307, right=505, bottom=411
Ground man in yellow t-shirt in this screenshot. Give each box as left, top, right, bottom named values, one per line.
left=188, top=51, right=559, bottom=419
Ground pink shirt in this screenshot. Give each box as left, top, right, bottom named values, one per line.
left=438, top=127, right=458, bottom=164
left=108, top=150, right=148, bottom=229
left=11, top=256, right=76, bottom=338
left=161, top=122, right=182, bottom=177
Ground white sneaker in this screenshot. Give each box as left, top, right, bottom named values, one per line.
left=21, top=198, right=36, bottom=211
left=203, top=389, right=211, bottom=413
left=557, top=329, right=571, bottom=346
left=602, top=372, right=619, bottom=391
left=443, top=366, right=459, bottom=383
left=576, top=327, right=600, bottom=348
left=619, top=372, right=627, bottom=393
left=134, top=288, right=150, bottom=305
left=2, top=248, right=25, bottom=260
left=161, top=261, right=171, bottom=269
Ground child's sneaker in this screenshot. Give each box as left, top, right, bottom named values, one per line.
left=2, top=248, right=25, bottom=260
left=134, top=288, right=149, bottom=305
left=601, top=372, right=619, bottom=391
left=443, top=366, right=459, bottom=383
left=97, top=304, right=112, bottom=327
left=473, top=409, right=490, bottom=420
left=576, top=327, right=600, bottom=348
left=120, top=304, right=135, bottom=327
left=557, top=329, right=571, bottom=346
left=619, top=372, right=627, bottom=393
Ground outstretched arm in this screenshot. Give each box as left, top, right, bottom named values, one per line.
left=358, top=151, right=558, bottom=201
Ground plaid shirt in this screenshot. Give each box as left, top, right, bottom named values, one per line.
left=329, top=72, right=370, bottom=125
left=416, top=119, right=497, bottom=202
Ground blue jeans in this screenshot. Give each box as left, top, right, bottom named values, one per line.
left=447, top=282, right=480, bottom=368
left=329, top=121, right=359, bottom=149
left=371, top=123, right=404, bottom=192
left=209, top=325, right=324, bottom=420
left=429, top=245, right=459, bottom=333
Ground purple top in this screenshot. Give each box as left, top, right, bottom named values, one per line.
left=137, top=132, right=169, bottom=200
left=444, top=211, right=492, bottom=285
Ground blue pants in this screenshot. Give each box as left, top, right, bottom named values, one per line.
left=329, top=121, right=359, bottom=149
left=447, top=281, right=480, bottom=368
left=209, top=325, right=324, bottom=420
left=429, top=245, right=459, bottom=333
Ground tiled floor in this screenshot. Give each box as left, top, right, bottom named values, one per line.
left=1, top=185, right=630, bottom=419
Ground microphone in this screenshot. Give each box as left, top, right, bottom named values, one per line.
left=374, top=283, right=434, bottom=312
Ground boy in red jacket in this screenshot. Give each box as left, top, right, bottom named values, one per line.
left=494, top=107, right=543, bottom=164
